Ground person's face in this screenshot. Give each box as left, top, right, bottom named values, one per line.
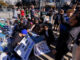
left=60, top=10, right=64, bottom=14
left=35, top=20, right=39, bottom=24
left=21, top=20, right=24, bottom=23
left=19, top=33, right=23, bottom=37
left=72, top=5, right=76, bottom=9
left=32, top=18, right=34, bottom=21
left=31, top=5, right=34, bottom=9
left=43, top=8, right=45, bottom=11
left=44, top=26, right=48, bottom=30
left=67, top=12, right=73, bottom=17
left=69, top=16, right=78, bottom=26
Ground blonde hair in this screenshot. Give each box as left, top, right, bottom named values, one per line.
left=67, top=9, right=74, bottom=13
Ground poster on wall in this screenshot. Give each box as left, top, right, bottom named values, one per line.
left=34, top=41, right=50, bottom=56
left=14, top=36, right=35, bottom=60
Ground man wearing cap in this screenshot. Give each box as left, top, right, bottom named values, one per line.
left=12, top=29, right=28, bottom=49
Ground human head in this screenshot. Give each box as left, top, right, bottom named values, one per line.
left=60, top=9, right=64, bottom=14
left=44, top=25, right=49, bottom=30
left=67, top=9, right=74, bottom=17
left=34, top=18, right=39, bottom=24
left=72, top=4, right=77, bottom=9
left=69, top=13, right=80, bottom=27
left=20, top=18, right=24, bottom=23
left=31, top=5, right=34, bottom=9
left=42, top=8, right=45, bottom=11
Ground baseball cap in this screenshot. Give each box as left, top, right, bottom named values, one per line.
left=21, top=29, right=28, bottom=35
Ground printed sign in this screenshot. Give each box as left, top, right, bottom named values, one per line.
left=14, top=36, right=35, bottom=60
left=34, top=41, right=50, bottom=56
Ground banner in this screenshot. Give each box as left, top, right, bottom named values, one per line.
left=34, top=41, right=50, bottom=56
left=14, top=36, right=35, bottom=60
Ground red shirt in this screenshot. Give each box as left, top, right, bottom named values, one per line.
left=21, top=10, right=25, bottom=16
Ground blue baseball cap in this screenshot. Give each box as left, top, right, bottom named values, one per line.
left=21, top=29, right=28, bottom=35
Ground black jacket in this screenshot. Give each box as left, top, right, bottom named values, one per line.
left=12, top=32, right=24, bottom=48
left=43, top=29, right=55, bottom=42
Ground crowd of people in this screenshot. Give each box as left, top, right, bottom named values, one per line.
left=1, top=2, right=80, bottom=60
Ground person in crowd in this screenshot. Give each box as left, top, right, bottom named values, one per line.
left=48, top=8, right=53, bottom=23
left=30, top=17, right=35, bottom=23
left=53, top=8, right=58, bottom=16
left=32, top=18, right=39, bottom=32
left=42, top=25, right=55, bottom=49
left=54, top=9, right=71, bottom=60
left=9, top=29, right=28, bottom=59
left=26, top=8, right=29, bottom=17
left=12, top=20, right=20, bottom=36
left=53, top=9, right=64, bottom=31
left=12, top=29, right=27, bottom=48
left=62, top=2, right=71, bottom=13
left=30, top=5, right=35, bottom=19
left=72, top=4, right=77, bottom=12
left=67, top=13, right=80, bottom=60
left=40, top=8, right=47, bottom=21
left=54, top=11, right=80, bottom=60
left=23, top=17, right=28, bottom=26
left=64, top=9, right=74, bottom=22
left=44, top=18, right=52, bottom=29
left=39, top=18, right=44, bottom=24
left=60, top=9, right=74, bottom=32
left=13, top=7, right=18, bottom=19
left=14, top=18, right=26, bottom=32
left=21, top=8, right=25, bottom=17
left=34, top=18, right=39, bottom=25
left=17, top=8, right=21, bottom=19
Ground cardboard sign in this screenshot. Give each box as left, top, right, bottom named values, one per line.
left=34, top=41, right=50, bottom=56
left=14, top=36, right=35, bottom=60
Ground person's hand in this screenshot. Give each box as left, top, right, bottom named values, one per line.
left=17, top=42, right=20, bottom=45
left=52, top=49, right=57, bottom=55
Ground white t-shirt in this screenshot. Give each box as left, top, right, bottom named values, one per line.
left=17, top=10, right=21, bottom=14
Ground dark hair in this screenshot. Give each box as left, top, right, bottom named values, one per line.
left=74, top=13, right=80, bottom=26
